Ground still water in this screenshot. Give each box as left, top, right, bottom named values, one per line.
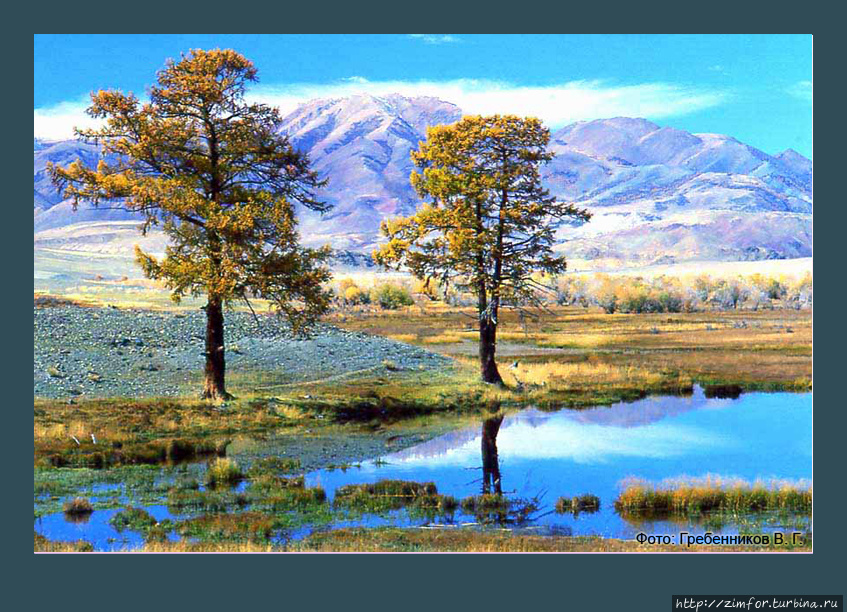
left=304, top=386, right=812, bottom=537
left=35, top=387, right=811, bottom=549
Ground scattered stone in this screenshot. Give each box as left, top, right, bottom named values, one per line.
left=34, top=305, right=451, bottom=399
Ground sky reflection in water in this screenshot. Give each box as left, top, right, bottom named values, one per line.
left=306, top=387, right=812, bottom=538
left=36, top=387, right=811, bottom=548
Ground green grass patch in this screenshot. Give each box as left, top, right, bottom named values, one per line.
left=555, top=493, right=601, bottom=514
left=460, top=494, right=540, bottom=524
left=333, top=479, right=442, bottom=513
left=109, top=507, right=160, bottom=533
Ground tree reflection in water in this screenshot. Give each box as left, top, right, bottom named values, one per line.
left=474, top=410, right=541, bottom=525
left=481, top=414, right=504, bottom=495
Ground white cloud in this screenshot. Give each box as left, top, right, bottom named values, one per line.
left=35, top=77, right=729, bottom=140
left=33, top=97, right=101, bottom=141
left=249, top=77, right=728, bottom=127
left=409, top=34, right=461, bottom=45
left=788, top=80, right=813, bottom=103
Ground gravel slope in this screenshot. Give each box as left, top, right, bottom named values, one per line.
left=34, top=306, right=451, bottom=399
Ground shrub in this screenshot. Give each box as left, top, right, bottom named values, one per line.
left=788, top=272, right=813, bottom=308
left=373, top=284, right=414, bottom=310
left=594, top=276, right=618, bottom=314
left=343, top=285, right=370, bottom=305
left=556, top=277, right=589, bottom=307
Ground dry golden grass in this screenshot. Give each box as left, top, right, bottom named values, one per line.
left=503, top=361, right=669, bottom=389
left=34, top=532, right=94, bottom=552
left=84, top=527, right=808, bottom=552
left=422, top=333, right=464, bottom=344
left=332, top=305, right=811, bottom=389
left=615, top=476, right=812, bottom=515
left=33, top=396, right=297, bottom=467
left=387, top=333, right=417, bottom=343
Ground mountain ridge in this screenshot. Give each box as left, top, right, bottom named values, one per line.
left=33, top=94, right=812, bottom=267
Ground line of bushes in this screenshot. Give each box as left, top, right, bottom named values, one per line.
left=556, top=272, right=812, bottom=313
left=337, top=280, right=415, bottom=310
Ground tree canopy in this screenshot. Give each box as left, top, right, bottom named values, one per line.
left=49, top=49, right=332, bottom=398
left=374, top=114, right=590, bottom=383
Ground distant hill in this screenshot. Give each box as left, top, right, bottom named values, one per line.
left=543, top=117, right=812, bottom=264
left=33, top=95, right=812, bottom=267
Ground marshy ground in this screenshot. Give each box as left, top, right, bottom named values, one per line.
left=33, top=295, right=812, bottom=552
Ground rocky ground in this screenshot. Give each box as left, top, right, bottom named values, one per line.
left=34, top=305, right=451, bottom=400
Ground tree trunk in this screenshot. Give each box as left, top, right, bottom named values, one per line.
left=202, top=296, right=231, bottom=400
left=479, top=317, right=503, bottom=385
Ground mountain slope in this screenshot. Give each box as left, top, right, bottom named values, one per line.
left=33, top=97, right=812, bottom=266
left=542, top=117, right=812, bottom=264
left=278, top=94, right=462, bottom=249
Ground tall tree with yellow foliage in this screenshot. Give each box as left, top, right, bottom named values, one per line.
left=49, top=49, right=332, bottom=400
left=375, top=115, right=590, bottom=384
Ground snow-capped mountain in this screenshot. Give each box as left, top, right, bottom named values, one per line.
left=33, top=95, right=812, bottom=266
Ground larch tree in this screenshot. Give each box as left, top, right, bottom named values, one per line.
left=49, top=49, right=333, bottom=400
left=374, top=115, right=590, bottom=385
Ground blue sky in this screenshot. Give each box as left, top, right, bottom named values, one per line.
left=34, top=34, right=813, bottom=157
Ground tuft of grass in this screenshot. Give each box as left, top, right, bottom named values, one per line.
left=34, top=531, right=94, bottom=552
left=387, top=334, right=417, bottom=344
left=264, top=486, right=327, bottom=511
left=166, top=487, right=249, bottom=513
left=204, top=458, right=243, bottom=488
left=614, top=476, right=812, bottom=516
left=62, top=497, right=93, bottom=516
left=505, top=360, right=673, bottom=390
left=460, top=494, right=511, bottom=513
left=460, top=494, right=540, bottom=524
left=334, top=479, right=440, bottom=513
left=410, top=494, right=459, bottom=515
left=109, top=507, right=159, bottom=533
left=249, top=473, right=305, bottom=493
left=555, top=494, right=601, bottom=514
left=246, top=456, right=301, bottom=476
left=176, top=512, right=277, bottom=542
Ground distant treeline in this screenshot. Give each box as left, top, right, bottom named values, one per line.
left=330, top=271, right=813, bottom=313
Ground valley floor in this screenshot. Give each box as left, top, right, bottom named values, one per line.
left=33, top=298, right=812, bottom=552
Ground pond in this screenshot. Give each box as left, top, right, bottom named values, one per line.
left=303, top=386, right=812, bottom=538
left=35, top=386, right=812, bottom=550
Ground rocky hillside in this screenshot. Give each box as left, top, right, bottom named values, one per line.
left=33, top=95, right=812, bottom=266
